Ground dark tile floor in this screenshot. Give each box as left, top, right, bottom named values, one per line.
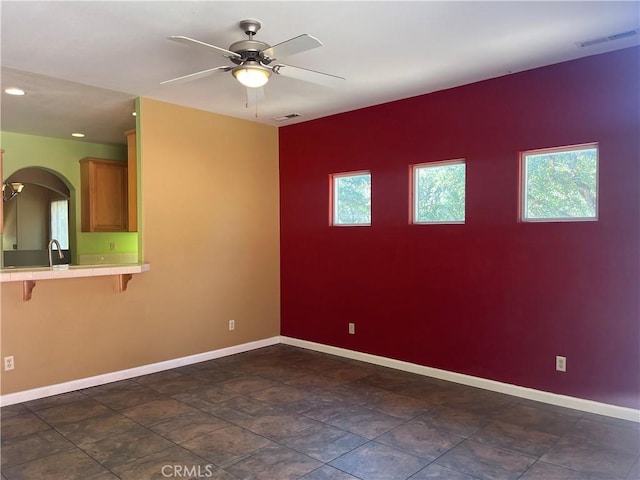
left=1, top=344, right=638, bottom=480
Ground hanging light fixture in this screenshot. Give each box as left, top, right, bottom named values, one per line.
left=2, top=182, right=24, bottom=202
left=232, top=61, right=271, bottom=88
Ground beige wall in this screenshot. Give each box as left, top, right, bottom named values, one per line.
left=0, top=98, right=281, bottom=394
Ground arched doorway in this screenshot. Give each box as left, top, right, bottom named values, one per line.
left=3, top=167, right=72, bottom=267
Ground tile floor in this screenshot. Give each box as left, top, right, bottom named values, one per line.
left=1, top=344, right=638, bottom=480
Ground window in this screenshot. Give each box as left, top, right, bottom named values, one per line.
left=521, top=143, right=598, bottom=221
left=50, top=199, right=69, bottom=249
left=331, top=171, right=371, bottom=226
left=412, top=160, right=466, bottom=224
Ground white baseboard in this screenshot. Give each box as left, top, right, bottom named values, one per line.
left=0, top=336, right=280, bottom=407
left=280, top=336, right=640, bottom=423
left=3, top=334, right=638, bottom=423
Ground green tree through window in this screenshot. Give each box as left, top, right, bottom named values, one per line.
left=333, top=172, right=371, bottom=225
left=523, top=145, right=598, bottom=220
left=413, top=161, right=465, bottom=223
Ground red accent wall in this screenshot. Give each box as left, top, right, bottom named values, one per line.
left=279, top=47, right=640, bottom=409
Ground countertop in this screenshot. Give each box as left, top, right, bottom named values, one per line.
left=1, top=263, right=151, bottom=282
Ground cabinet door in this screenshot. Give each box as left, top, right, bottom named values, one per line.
left=93, top=162, right=127, bottom=231
left=81, top=159, right=128, bottom=232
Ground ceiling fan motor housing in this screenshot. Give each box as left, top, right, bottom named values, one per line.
left=228, top=40, right=272, bottom=65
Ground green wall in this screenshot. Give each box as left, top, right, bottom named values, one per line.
left=1, top=131, right=138, bottom=264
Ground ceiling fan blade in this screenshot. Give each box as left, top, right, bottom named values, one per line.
left=161, top=66, right=232, bottom=85
left=168, top=35, right=242, bottom=60
left=262, top=34, right=322, bottom=60
left=272, top=64, right=344, bottom=88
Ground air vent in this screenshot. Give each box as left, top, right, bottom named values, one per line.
left=273, top=113, right=302, bottom=122
left=578, top=29, right=638, bottom=48
left=608, top=29, right=639, bottom=41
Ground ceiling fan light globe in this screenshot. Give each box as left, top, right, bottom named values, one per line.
left=233, top=65, right=270, bottom=88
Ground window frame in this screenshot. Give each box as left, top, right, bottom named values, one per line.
left=329, top=170, right=372, bottom=227
left=410, top=158, right=466, bottom=225
left=519, top=142, right=599, bottom=223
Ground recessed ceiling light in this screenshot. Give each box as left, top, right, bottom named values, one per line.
left=71, top=133, right=85, bottom=138
left=132, top=111, right=137, bottom=116
left=4, top=87, right=26, bottom=96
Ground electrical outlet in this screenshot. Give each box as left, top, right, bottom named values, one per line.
left=556, top=355, right=566, bottom=372
left=229, top=320, right=235, bottom=331
left=4, top=356, right=15, bottom=371
left=348, top=323, right=355, bottom=335
left=109, top=242, right=116, bottom=251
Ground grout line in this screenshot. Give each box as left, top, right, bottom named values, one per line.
left=281, top=336, right=640, bottom=423
left=3, top=344, right=638, bottom=480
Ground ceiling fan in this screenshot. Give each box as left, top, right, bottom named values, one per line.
left=161, top=19, right=344, bottom=90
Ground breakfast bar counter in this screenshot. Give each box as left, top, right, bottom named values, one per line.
left=0, top=263, right=151, bottom=301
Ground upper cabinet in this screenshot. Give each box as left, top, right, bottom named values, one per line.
left=80, top=129, right=137, bottom=233
left=125, top=129, right=137, bottom=232
left=80, top=158, right=128, bottom=232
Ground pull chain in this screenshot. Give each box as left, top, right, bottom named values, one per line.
left=245, top=88, right=259, bottom=118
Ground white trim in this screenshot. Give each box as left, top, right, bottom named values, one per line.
left=0, top=336, right=279, bottom=407
left=280, top=336, right=640, bottom=423
left=3, top=334, right=638, bottom=423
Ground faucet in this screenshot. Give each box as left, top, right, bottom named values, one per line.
left=48, top=239, right=64, bottom=268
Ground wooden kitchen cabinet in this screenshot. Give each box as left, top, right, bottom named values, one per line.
left=80, top=158, right=128, bottom=232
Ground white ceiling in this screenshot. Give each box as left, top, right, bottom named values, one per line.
left=1, top=1, right=638, bottom=146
